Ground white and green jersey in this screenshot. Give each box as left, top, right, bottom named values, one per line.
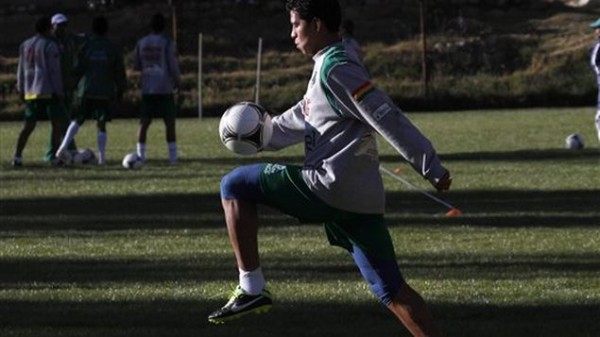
left=267, top=42, right=447, bottom=214
left=16, top=34, right=64, bottom=100
left=134, top=33, right=181, bottom=95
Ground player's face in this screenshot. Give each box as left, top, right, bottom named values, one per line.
left=289, top=10, right=318, bottom=56
left=53, top=23, right=67, bottom=37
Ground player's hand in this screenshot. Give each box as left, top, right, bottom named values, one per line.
left=434, top=170, right=452, bottom=192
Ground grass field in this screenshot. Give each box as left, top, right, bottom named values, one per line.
left=0, top=107, right=599, bottom=337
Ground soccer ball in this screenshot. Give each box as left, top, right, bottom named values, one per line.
left=122, top=152, right=143, bottom=169
left=218, top=101, right=273, bottom=155
left=565, top=133, right=585, bottom=150
left=72, top=149, right=96, bottom=165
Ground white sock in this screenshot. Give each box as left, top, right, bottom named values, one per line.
left=97, top=131, right=107, bottom=165
left=239, top=267, right=265, bottom=295
left=168, top=142, right=177, bottom=164
left=137, top=142, right=146, bottom=161
left=58, top=122, right=80, bottom=153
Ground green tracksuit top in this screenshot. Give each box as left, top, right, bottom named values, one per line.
left=266, top=42, right=447, bottom=214
left=55, top=32, right=85, bottom=92
left=73, top=34, right=126, bottom=100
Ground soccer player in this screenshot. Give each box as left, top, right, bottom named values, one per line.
left=44, top=13, right=80, bottom=163
left=590, top=18, right=600, bottom=144
left=132, top=13, right=181, bottom=164
left=56, top=15, right=127, bottom=166
left=208, top=1, right=450, bottom=336
left=13, top=16, right=64, bottom=167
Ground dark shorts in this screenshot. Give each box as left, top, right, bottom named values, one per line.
left=141, top=94, right=177, bottom=119
left=75, top=97, right=111, bottom=122
left=24, top=98, right=64, bottom=121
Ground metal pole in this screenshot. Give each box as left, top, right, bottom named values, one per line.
left=171, top=0, right=177, bottom=45
left=198, top=33, right=203, bottom=119
left=255, top=37, right=263, bottom=105
left=419, top=0, right=428, bottom=98
left=379, top=165, right=462, bottom=216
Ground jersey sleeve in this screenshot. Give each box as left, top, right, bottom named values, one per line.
left=72, top=41, right=88, bottom=85
left=592, top=42, right=600, bottom=76
left=16, top=42, right=25, bottom=94
left=325, top=63, right=447, bottom=185
left=264, top=100, right=306, bottom=151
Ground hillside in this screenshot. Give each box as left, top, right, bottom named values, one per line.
left=1, top=0, right=600, bottom=118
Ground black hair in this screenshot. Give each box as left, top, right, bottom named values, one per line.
left=151, top=13, right=166, bottom=32
left=35, top=16, right=51, bottom=34
left=92, top=15, right=108, bottom=35
left=285, top=0, right=341, bottom=33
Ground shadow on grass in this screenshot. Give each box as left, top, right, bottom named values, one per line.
left=0, top=298, right=598, bottom=337
left=436, top=148, right=600, bottom=162
left=1, top=190, right=598, bottom=337
left=384, top=189, right=600, bottom=227
left=1, top=252, right=599, bottom=285
left=1, top=189, right=598, bottom=231
left=2, top=147, right=596, bottom=172
left=179, top=147, right=600, bottom=165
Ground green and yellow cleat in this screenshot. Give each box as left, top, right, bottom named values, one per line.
left=208, top=285, right=273, bottom=324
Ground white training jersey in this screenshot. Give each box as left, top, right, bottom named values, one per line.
left=266, top=42, right=447, bottom=214
left=16, top=34, right=64, bottom=100
left=134, top=33, right=181, bottom=94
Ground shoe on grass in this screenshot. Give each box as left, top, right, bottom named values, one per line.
left=12, top=157, right=22, bottom=167
left=50, top=157, right=65, bottom=167
left=56, top=148, right=72, bottom=165
left=208, top=285, right=272, bottom=324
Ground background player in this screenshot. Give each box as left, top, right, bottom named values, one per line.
left=13, top=16, right=64, bottom=167
left=56, top=15, right=127, bottom=166
left=132, top=13, right=181, bottom=164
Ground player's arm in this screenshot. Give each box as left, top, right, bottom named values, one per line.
left=592, top=42, right=600, bottom=76
left=72, top=42, right=87, bottom=87
left=16, top=43, right=25, bottom=100
left=113, top=48, right=127, bottom=101
left=326, top=64, right=450, bottom=190
left=263, top=100, right=306, bottom=151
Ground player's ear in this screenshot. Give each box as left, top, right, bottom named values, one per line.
left=312, top=17, right=323, bottom=33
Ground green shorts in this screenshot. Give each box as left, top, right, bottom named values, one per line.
left=141, top=94, right=177, bottom=119
left=24, top=98, right=64, bottom=121
left=75, top=97, right=111, bottom=122
left=259, top=163, right=396, bottom=260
